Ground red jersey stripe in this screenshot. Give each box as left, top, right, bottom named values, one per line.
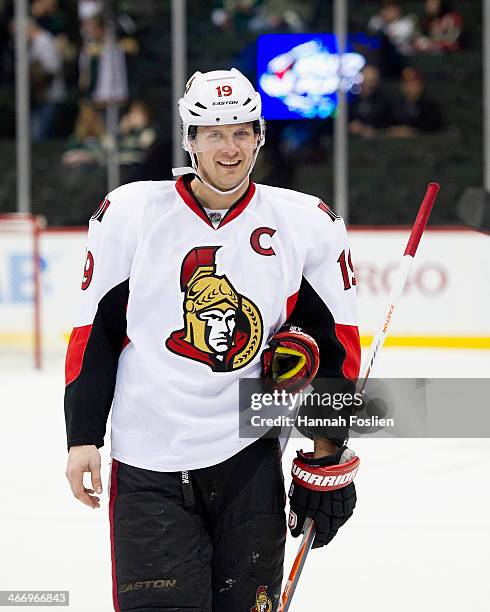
left=174, top=176, right=256, bottom=229
left=335, top=324, right=361, bottom=380
left=285, top=290, right=299, bottom=320
left=175, top=176, right=212, bottom=227
left=65, top=324, right=92, bottom=386
left=219, top=182, right=256, bottom=228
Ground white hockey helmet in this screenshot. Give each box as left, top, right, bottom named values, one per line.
left=173, top=68, right=266, bottom=195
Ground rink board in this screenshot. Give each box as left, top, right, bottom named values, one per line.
left=0, top=226, right=488, bottom=353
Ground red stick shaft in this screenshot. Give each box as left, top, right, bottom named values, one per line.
left=404, top=182, right=440, bottom=256
left=280, top=182, right=441, bottom=612
left=278, top=520, right=316, bottom=612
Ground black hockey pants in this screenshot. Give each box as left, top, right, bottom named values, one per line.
left=109, top=437, right=286, bottom=611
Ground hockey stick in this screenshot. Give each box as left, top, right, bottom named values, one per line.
left=277, top=182, right=440, bottom=612
left=357, top=181, right=440, bottom=393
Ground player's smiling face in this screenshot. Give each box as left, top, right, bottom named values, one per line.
left=193, top=122, right=257, bottom=191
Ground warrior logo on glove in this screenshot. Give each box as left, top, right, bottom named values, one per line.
left=288, top=447, right=359, bottom=548
left=250, top=585, right=272, bottom=612
left=166, top=246, right=263, bottom=372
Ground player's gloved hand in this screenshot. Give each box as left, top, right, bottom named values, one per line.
left=288, top=446, right=359, bottom=548
left=261, top=324, right=320, bottom=393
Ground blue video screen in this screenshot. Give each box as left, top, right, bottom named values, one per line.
left=257, top=33, right=367, bottom=120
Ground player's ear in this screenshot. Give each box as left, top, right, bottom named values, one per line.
left=188, top=136, right=198, bottom=154
left=187, top=125, right=199, bottom=153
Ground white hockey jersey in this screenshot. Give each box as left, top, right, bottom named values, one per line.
left=64, top=176, right=360, bottom=471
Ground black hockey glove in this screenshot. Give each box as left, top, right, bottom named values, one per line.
left=288, top=446, right=359, bottom=549
left=261, top=324, right=319, bottom=393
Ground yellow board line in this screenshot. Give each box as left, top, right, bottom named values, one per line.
left=360, top=336, right=490, bottom=349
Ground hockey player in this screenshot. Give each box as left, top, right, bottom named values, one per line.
left=64, top=68, right=361, bottom=611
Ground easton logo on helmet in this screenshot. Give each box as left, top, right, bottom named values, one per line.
left=212, top=100, right=239, bottom=105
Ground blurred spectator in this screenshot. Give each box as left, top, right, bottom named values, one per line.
left=211, top=0, right=261, bottom=33
left=62, top=100, right=105, bottom=167
left=30, top=0, right=77, bottom=75
left=78, top=13, right=137, bottom=101
left=78, top=0, right=102, bottom=21
left=28, top=17, right=66, bottom=141
left=30, top=0, right=66, bottom=36
left=118, top=100, right=157, bottom=166
left=387, top=68, right=443, bottom=137
left=368, top=1, right=417, bottom=78
left=349, top=64, right=393, bottom=138
left=211, top=0, right=310, bottom=34
left=368, top=1, right=417, bottom=56
left=414, top=0, right=464, bottom=53
left=78, top=14, right=105, bottom=97
left=247, top=0, right=311, bottom=33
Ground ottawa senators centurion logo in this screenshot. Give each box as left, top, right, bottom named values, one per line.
left=165, top=246, right=263, bottom=372
left=250, top=585, right=273, bottom=612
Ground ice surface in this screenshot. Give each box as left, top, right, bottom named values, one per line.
left=1, top=349, right=489, bottom=611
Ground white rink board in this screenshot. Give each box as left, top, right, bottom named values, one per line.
left=0, top=226, right=488, bottom=353
left=0, top=230, right=86, bottom=351
left=349, top=228, right=490, bottom=337
left=0, top=231, right=34, bottom=335
left=38, top=231, right=87, bottom=349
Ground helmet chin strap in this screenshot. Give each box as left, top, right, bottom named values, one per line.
left=172, top=146, right=262, bottom=196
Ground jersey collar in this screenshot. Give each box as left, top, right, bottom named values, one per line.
left=175, top=175, right=256, bottom=230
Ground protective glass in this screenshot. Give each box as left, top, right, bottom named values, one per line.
left=189, top=125, right=257, bottom=152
